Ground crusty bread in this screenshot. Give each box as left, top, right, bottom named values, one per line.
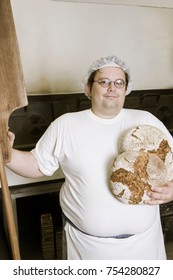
left=110, top=150, right=167, bottom=204
left=120, top=125, right=173, bottom=182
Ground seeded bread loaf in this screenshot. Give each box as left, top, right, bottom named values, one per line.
left=120, top=125, right=173, bottom=182
left=110, top=150, right=167, bottom=204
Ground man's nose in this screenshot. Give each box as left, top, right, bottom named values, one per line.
left=108, top=81, right=116, bottom=91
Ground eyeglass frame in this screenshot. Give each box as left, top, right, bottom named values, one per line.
left=86, top=70, right=129, bottom=93
left=93, top=78, right=127, bottom=89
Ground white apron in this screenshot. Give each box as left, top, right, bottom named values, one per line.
left=64, top=210, right=166, bottom=260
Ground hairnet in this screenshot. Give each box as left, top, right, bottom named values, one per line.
left=82, top=55, right=132, bottom=98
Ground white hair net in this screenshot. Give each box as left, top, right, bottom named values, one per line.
left=82, top=55, right=132, bottom=99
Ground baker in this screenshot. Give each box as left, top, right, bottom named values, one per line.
left=6, top=55, right=173, bottom=259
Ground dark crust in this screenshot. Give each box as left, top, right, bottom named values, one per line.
left=111, top=153, right=151, bottom=204
left=148, top=140, right=171, bottom=162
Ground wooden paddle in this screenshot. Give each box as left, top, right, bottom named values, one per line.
left=0, top=0, right=28, bottom=259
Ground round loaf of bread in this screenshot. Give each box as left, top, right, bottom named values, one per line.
left=120, top=125, right=173, bottom=181
left=110, top=150, right=167, bottom=204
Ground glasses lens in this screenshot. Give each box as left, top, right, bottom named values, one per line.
left=98, top=79, right=110, bottom=87
left=115, top=79, right=125, bottom=88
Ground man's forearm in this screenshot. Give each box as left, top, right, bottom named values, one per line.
left=6, top=149, right=44, bottom=178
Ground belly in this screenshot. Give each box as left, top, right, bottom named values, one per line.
left=60, top=181, right=158, bottom=237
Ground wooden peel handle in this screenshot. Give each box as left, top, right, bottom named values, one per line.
left=0, top=148, right=20, bottom=260
left=0, top=118, right=12, bottom=163
left=0, top=0, right=26, bottom=260
left=0, top=0, right=28, bottom=162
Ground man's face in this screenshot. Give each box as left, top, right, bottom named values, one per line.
left=87, top=67, right=126, bottom=118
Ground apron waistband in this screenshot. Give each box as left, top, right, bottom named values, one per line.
left=62, top=213, right=134, bottom=239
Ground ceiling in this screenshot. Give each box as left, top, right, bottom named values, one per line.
left=51, top=0, right=173, bottom=9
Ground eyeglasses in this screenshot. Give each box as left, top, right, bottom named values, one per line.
left=93, top=78, right=126, bottom=89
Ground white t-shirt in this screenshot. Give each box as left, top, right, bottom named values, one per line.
left=32, top=108, right=173, bottom=259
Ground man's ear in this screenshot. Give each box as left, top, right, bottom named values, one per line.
left=85, top=84, right=92, bottom=99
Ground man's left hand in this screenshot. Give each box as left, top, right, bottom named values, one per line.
left=145, top=181, right=173, bottom=205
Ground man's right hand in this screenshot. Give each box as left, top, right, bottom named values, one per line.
left=7, top=131, right=15, bottom=147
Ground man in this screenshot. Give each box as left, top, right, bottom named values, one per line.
left=7, top=55, right=173, bottom=259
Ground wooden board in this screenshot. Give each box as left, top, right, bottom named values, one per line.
left=0, top=0, right=28, bottom=162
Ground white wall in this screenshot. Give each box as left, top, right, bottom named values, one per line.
left=11, top=0, right=173, bottom=93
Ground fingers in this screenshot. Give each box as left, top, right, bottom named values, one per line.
left=7, top=130, right=15, bottom=139
left=150, top=185, right=168, bottom=194
left=144, top=183, right=172, bottom=205
left=7, top=130, right=15, bottom=146
left=144, top=198, right=165, bottom=205
left=145, top=190, right=167, bottom=205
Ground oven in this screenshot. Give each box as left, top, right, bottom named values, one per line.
left=124, top=89, right=173, bottom=135
left=2, top=89, right=173, bottom=259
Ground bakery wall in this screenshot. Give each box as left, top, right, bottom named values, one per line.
left=11, top=0, right=173, bottom=93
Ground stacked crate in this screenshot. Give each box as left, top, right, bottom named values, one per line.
left=40, top=213, right=55, bottom=259
left=55, top=228, right=63, bottom=259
